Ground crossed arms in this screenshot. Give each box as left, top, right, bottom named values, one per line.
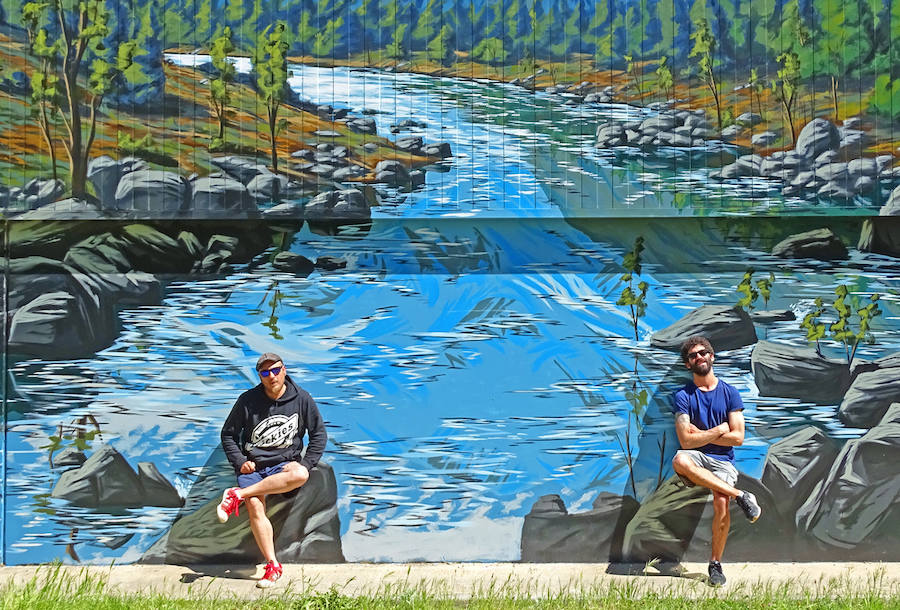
left=675, top=410, right=745, bottom=450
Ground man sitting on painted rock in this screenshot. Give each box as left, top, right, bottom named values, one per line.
left=216, top=352, right=327, bottom=588
left=672, top=336, right=761, bottom=587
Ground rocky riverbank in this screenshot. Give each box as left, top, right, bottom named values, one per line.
left=521, top=298, right=900, bottom=562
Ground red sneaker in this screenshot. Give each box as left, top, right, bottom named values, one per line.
left=215, top=487, right=242, bottom=523
left=256, top=560, right=283, bottom=589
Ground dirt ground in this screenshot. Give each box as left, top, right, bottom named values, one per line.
left=1, top=562, right=899, bottom=598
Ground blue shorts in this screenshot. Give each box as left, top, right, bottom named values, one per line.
left=237, top=461, right=291, bottom=488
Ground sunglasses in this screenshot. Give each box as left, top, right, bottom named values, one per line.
left=687, top=349, right=711, bottom=361
left=259, top=366, right=284, bottom=377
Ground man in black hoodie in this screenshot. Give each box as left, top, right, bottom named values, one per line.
left=216, top=352, right=327, bottom=588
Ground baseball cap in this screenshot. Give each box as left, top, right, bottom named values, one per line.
left=255, top=352, right=283, bottom=371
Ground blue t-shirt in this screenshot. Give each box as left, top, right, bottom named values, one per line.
left=673, top=379, right=743, bottom=462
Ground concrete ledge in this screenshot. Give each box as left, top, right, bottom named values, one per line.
left=1, top=562, right=899, bottom=599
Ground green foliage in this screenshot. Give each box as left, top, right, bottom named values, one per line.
left=869, top=74, right=900, bottom=120
left=800, top=287, right=882, bottom=363
left=209, top=26, right=236, bottom=140
left=774, top=50, right=802, bottom=143
left=623, top=53, right=643, bottom=97
left=689, top=16, right=722, bottom=129
left=655, top=55, right=673, bottom=101
left=756, top=272, right=775, bottom=309
left=615, top=236, right=649, bottom=342
left=472, top=37, right=508, bottom=66
left=254, top=21, right=290, bottom=171
left=735, top=268, right=759, bottom=312
left=800, top=297, right=827, bottom=356
left=830, top=285, right=881, bottom=364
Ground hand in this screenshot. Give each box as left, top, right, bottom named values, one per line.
left=240, top=460, right=256, bottom=474
left=717, top=422, right=731, bottom=435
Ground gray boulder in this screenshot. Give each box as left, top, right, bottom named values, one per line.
left=881, top=185, right=900, bottom=217
left=395, top=136, right=424, bottom=152
left=114, top=170, right=188, bottom=216
left=749, top=309, right=795, bottom=323
left=9, top=291, right=114, bottom=360
left=262, top=201, right=304, bottom=218
left=305, top=188, right=371, bottom=220
left=761, top=426, right=840, bottom=517
left=53, top=446, right=87, bottom=468
left=14, top=198, right=104, bottom=220
left=751, top=131, right=778, bottom=146
left=51, top=445, right=180, bottom=508
left=422, top=142, right=453, bottom=158
left=751, top=341, right=849, bottom=404
left=88, top=156, right=148, bottom=206
left=838, top=358, right=900, bottom=428
left=795, top=118, right=841, bottom=160
left=246, top=172, right=290, bottom=202
left=721, top=124, right=743, bottom=140
left=210, top=156, right=271, bottom=185
left=622, top=475, right=785, bottom=562
left=137, top=462, right=184, bottom=508
left=736, top=112, right=762, bottom=126
left=650, top=305, right=757, bottom=352
left=347, top=117, right=377, bottom=134
left=796, top=404, right=900, bottom=552
left=817, top=182, right=855, bottom=203
left=189, top=176, right=258, bottom=218
left=141, top=461, right=344, bottom=564
left=520, top=493, right=638, bottom=562
left=374, top=159, right=412, bottom=186
left=771, top=228, right=848, bottom=260
left=273, top=252, right=315, bottom=275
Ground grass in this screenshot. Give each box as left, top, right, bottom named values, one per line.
left=2, top=565, right=899, bottom=610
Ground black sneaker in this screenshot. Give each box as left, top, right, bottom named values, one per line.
left=708, top=561, right=726, bottom=586
left=736, top=491, right=762, bottom=522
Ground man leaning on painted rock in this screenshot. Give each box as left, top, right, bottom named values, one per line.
left=671, top=336, right=761, bottom=587
left=216, top=352, right=327, bottom=588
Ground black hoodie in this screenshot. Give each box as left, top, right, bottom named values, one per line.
left=221, top=375, right=327, bottom=472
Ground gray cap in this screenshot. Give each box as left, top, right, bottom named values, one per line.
left=255, top=352, right=283, bottom=371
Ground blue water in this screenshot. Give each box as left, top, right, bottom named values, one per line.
left=5, top=63, right=899, bottom=564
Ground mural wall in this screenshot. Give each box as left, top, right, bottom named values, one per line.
left=1, top=0, right=899, bottom=566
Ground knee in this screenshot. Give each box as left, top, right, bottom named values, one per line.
left=284, top=462, right=309, bottom=487
left=246, top=496, right=266, bottom=518
left=672, top=453, right=692, bottom=474
left=712, top=494, right=729, bottom=517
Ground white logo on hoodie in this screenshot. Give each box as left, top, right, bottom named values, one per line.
left=246, top=413, right=299, bottom=451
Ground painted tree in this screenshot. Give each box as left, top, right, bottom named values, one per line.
left=656, top=55, right=673, bottom=101
left=29, top=0, right=117, bottom=197
left=689, top=16, right=722, bottom=129
left=616, top=236, right=649, bottom=342
left=30, top=26, right=60, bottom=182
left=22, top=0, right=46, bottom=52
left=209, top=26, right=236, bottom=145
left=801, top=297, right=827, bottom=357
left=254, top=21, right=290, bottom=172
left=774, top=50, right=802, bottom=144
left=812, top=0, right=875, bottom=121
left=427, top=24, right=454, bottom=64
left=830, top=286, right=881, bottom=364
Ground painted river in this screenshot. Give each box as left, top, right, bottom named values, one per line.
left=4, top=63, right=899, bottom=564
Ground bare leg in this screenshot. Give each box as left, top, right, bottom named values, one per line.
left=672, top=453, right=740, bottom=498
left=246, top=495, right=277, bottom=563
left=237, top=462, right=309, bottom=500
left=710, top=491, right=730, bottom=562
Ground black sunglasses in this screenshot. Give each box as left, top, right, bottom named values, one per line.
left=259, top=366, right=284, bottom=377
left=687, top=349, right=711, bottom=361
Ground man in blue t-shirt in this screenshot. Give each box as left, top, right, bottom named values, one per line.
left=672, top=336, right=761, bottom=586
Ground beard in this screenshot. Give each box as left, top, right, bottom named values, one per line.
left=690, top=358, right=712, bottom=375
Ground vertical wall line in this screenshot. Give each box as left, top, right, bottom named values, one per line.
left=1, top=216, right=8, bottom=566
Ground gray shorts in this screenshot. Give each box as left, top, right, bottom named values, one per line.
left=674, top=450, right=738, bottom=487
